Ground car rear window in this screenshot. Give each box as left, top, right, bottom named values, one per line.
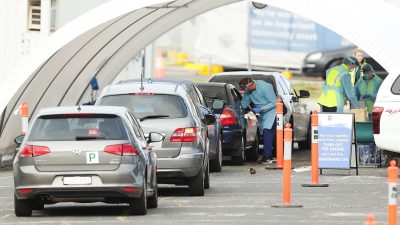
left=198, top=85, right=228, bottom=106
left=28, top=114, right=128, bottom=141
left=391, top=75, right=400, bottom=95
left=97, top=94, right=188, bottom=120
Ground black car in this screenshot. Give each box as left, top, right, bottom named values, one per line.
left=302, top=45, right=387, bottom=78
left=197, top=83, right=259, bottom=164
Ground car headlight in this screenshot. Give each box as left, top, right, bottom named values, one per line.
left=306, top=52, right=322, bottom=61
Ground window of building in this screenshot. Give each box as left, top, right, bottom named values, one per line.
left=28, top=0, right=56, bottom=31
left=28, top=0, right=41, bottom=31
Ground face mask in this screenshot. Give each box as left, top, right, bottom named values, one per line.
left=363, top=73, right=374, bottom=80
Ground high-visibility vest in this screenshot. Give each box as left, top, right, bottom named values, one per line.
left=317, top=65, right=348, bottom=108
left=350, top=61, right=367, bottom=85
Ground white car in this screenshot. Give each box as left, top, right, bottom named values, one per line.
left=372, top=74, right=400, bottom=157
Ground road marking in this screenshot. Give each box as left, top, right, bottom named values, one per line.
left=116, top=216, right=127, bottom=221
left=0, top=214, right=9, bottom=219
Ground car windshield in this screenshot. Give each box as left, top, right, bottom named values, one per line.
left=28, top=114, right=128, bottom=141
left=198, top=85, right=228, bottom=106
left=97, top=94, right=188, bottom=120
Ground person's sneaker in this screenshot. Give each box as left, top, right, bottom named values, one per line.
left=258, top=156, right=273, bottom=164
left=258, top=156, right=267, bottom=164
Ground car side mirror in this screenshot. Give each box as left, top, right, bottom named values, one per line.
left=147, top=132, right=164, bottom=143
left=203, top=114, right=216, bottom=125
left=14, top=135, right=24, bottom=145
left=212, top=99, right=225, bottom=110
left=299, top=90, right=310, bottom=98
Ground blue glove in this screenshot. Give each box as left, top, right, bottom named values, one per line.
left=362, top=94, right=371, bottom=100
left=252, top=107, right=262, bottom=114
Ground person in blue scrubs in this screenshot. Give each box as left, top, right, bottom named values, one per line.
left=239, top=77, right=277, bottom=163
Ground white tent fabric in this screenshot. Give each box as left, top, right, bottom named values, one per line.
left=1, top=0, right=400, bottom=155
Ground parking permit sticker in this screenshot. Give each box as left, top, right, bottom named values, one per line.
left=86, top=152, right=99, bottom=164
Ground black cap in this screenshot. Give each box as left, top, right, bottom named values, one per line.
left=361, top=63, right=374, bottom=72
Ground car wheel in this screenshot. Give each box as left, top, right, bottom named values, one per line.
left=147, top=182, right=158, bottom=209
left=232, top=136, right=245, bottom=165
left=14, top=195, right=32, bottom=217
left=210, top=137, right=222, bottom=172
left=188, top=168, right=205, bottom=196
left=204, top=162, right=210, bottom=189
left=245, top=133, right=259, bottom=162
left=298, top=124, right=311, bottom=150
left=128, top=182, right=147, bottom=215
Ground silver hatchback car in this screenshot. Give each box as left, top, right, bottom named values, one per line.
left=96, top=80, right=215, bottom=196
left=13, top=106, right=162, bottom=216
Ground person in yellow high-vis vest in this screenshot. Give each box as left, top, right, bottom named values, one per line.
left=355, top=63, right=382, bottom=118
left=351, top=48, right=367, bottom=86
left=318, top=57, right=361, bottom=112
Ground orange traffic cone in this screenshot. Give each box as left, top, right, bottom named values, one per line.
left=364, top=214, right=377, bottom=225
left=154, top=49, right=166, bottom=79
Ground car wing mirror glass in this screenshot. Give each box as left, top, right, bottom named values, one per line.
left=299, top=90, right=310, bottom=98
left=147, top=132, right=165, bottom=143
left=14, top=135, right=24, bottom=145
left=212, top=99, right=225, bottom=110
left=203, top=114, right=216, bottom=125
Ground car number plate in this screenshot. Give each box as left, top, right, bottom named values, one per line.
left=63, top=176, right=92, bottom=185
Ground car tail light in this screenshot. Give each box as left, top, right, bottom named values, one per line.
left=104, top=144, right=138, bottom=156
left=122, top=144, right=138, bottom=156
left=20, top=145, right=50, bottom=158
left=219, top=108, right=236, bottom=126
left=170, top=128, right=197, bottom=142
left=18, top=189, right=33, bottom=193
left=122, top=187, right=138, bottom=192
left=372, top=107, right=384, bottom=134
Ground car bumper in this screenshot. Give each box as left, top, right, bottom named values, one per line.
left=157, top=152, right=204, bottom=179
left=221, top=129, right=242, bottom=156
left=301, top=64, right=324, bottom=77
left=14, top=164, right=144, bottom=200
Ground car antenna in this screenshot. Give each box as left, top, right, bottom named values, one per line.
left=140, top=49, right=145, bottom=92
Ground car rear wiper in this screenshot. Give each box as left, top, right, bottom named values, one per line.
left=140, top=115, right=170, bottom=121
left=75, top=136, right=106, bottom=140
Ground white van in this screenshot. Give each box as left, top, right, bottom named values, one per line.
left=372, top=74, right=400, bottom=155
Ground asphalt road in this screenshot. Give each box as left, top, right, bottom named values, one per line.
left=0, top=148, right=394, bottom=225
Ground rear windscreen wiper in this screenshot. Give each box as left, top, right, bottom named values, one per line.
left=140, top=115, right=170, bottom=121
left=75, top=136, right=106, bottom=140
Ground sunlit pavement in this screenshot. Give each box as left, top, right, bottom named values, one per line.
left=0, top=147, right=391, bottom=225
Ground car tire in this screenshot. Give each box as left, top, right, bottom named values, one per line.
left=204, top=162, right=210, bottom=190
left=128, top=182, right=147, bottom=215
left=14, top=195, right=32, bottom=217
left=246, top=133, right=259, bottom=162
left=210, top=137, right=222, bottom=172
left=232, top=136, right=245, bottom=165
left=188, top=168, right=205, bottom=196
left=298, top=124, right=311, bottom=150
left=147, top=182, right=158, bottom=209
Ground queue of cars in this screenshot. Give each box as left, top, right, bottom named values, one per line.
left=12, top=72, right=311, bottom=217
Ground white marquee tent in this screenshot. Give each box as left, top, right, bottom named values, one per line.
left=1, top=0, right=400, bottom=156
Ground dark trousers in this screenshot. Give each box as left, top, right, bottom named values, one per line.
left=321, top=105, right=337, bottom=112
left=263, top=122, right=276, bottom=159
